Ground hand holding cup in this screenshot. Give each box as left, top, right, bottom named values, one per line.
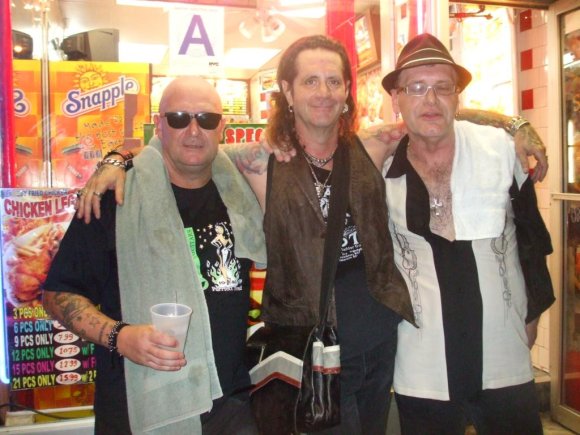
left=150, top=303, right=192, bottom=352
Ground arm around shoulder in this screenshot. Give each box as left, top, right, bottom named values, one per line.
left=221, top=141, right=269, bottom=211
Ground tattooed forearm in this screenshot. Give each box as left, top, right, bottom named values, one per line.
left=54, top=293, right=93, bottom=329
left=515, top=125, right=543, bottom=149
left=98, top=322, right=109, bottom=345
left=222, top=142, right=269, bottom=175
left=456, top=109, right=510, bottom=133
left=357, top=122, right=395, bottom=141
left=43, top=291, right=113, bottom=347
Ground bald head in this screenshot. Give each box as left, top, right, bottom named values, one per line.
left=155, top=76, right=226, bottom=189
left=159, top=76, right=222, bottom=114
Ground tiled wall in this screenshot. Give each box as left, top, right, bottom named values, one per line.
left=516, top=8, right=551, bottom=372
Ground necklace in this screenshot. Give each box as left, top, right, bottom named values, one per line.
left=302, top=148, right=336, bottom=168
left=430, top=197, right=444, bottom=217
left=306, top=161, right=332, bottom=199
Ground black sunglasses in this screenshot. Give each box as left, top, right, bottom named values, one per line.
left=162, top=111, right=222, bottom=130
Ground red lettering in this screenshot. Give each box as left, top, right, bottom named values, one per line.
left=235, top=128, right=245, bottom=143
left=224, top=128, right=235, bottom=144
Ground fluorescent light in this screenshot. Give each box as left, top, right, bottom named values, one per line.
left=224, top=48, right=280, bottom=70
left=119, top=42, right=167, bottom=64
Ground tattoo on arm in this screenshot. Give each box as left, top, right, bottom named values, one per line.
left=456, top=108, right=509, bottom=131
left=97, top=322, right=109, bottom=345
left=222, top=142, right=269, bottom=175
left=45, top=292, right=110, bottom=346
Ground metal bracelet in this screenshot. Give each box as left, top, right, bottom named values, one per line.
left=506, top=116, right=530, bottom=136
left=104, top=149, right=134, bottom=161
left=96, top=157, right=127, bottom=170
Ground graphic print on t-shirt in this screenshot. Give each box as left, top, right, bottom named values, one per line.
left=185, top=221, right=243, bottom=293
left=315, top=170, right=362, bottom=263
left=184, top=227, right=209, bottom=290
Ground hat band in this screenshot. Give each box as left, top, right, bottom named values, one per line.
left=397, top=55, right=456, bottom=70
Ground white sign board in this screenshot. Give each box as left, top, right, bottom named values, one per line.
left=169, top=6, right=224, bottom=77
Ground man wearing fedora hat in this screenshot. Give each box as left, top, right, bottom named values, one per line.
left=382, top=33, right=553, bottom=434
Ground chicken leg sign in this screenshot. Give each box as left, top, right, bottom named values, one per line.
left=169, top=6, right=225, bottom=76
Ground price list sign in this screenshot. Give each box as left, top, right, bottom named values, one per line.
left=9, top=307, right=96, bottom=390
left=1, top=189, right=97, bottom=390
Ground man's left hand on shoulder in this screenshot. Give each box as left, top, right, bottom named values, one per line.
left=514, top=124, right=548, bottom=183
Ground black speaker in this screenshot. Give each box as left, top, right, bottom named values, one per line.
left=12, top=30, right=33, bottom=60
left=61, top=29, right=119, bottom=62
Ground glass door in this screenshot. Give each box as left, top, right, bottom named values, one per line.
left=550, top=1, right=580, bottom=432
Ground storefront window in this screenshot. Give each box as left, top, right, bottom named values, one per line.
left=561, top=7, right=580, bottom=416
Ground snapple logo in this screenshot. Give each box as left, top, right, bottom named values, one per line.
left=62, top=76, right=140, bottom=117
left=13, top=88, right=31, bottom=117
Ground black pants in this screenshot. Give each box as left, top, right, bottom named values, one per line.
left=315, top=336, right=397, bottom=435
left=396, top=380, right=543, bottom=435
left=201, top=391, right=259, bottom=435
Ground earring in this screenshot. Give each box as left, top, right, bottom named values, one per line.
left=288, top=105, right=294, bottom=113
left=395, top=112, right=400, bottom=122
left=342, top=104, right=348, bottom=114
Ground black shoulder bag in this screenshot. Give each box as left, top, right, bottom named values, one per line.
left=248, top=142, right=350, bottom=433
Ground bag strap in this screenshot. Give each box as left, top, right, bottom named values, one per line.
left=318, top=139, right=350, bottom=324
left=265, top=153, right=275, bottom=207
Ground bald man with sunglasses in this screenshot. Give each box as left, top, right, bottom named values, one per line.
left=43, top=77, right=266, bottom=435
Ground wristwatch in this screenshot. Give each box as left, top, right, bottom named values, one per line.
left=506, top=116, right=530, bottom=136
left=104, top=149, right=134, bottom=161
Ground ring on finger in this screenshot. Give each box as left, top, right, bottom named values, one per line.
left=76, top=188, right=86, bottom=198
left=93, top=191, right=103, bottom=199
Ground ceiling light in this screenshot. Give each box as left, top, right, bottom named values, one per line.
left=239, top=9, right=286, bottom=43
left=261, top=15, right=285, bottom=43
left=239, top=16, right=259, bottom=39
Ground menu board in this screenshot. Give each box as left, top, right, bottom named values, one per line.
left=49, top=61, right=151, bottom=188
left=1, top=189, right=97, bottom=390
left=217, top=80, right=248, bottom=117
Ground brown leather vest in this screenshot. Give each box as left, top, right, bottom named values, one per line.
left=262, top=137, right=414, bottom=327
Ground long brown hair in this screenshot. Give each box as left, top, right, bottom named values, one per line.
left=266, top=35, right=357, bottom=150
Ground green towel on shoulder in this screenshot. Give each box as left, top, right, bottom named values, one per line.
left=116, top=137, right=265, bottom=434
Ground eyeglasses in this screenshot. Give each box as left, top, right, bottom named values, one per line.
left=162, top=112, right=222, bottom=130
left=397, top=82, right=458, bottom=97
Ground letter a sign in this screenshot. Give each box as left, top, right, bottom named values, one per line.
left=169, top=6, right=224, bottom=76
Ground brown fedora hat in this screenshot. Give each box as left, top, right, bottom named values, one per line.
left=382, top=33, right=472, bottom=94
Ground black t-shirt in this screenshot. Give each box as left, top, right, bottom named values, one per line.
left=312, top=166, right=400, bottom=359
left=44, top=181, right=252, bottom=431
left=172, top=181, right=252, bottom=395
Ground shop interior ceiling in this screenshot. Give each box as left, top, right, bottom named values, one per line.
left=11, top=0, right=380, bottom=80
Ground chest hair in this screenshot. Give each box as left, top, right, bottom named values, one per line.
left=408, top=150, right=455, bottom=241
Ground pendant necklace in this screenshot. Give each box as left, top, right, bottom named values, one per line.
left=306, top=160, right=332, bottom=199
left=430, top=197, right=444, bottom=217
left=303, top=149, right=336, bottom=168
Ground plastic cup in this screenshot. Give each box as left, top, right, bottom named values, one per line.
left=150, top=303, right=192, bottom=352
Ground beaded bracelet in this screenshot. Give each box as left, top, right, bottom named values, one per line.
left=108, top=321, right=129, bottom=354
